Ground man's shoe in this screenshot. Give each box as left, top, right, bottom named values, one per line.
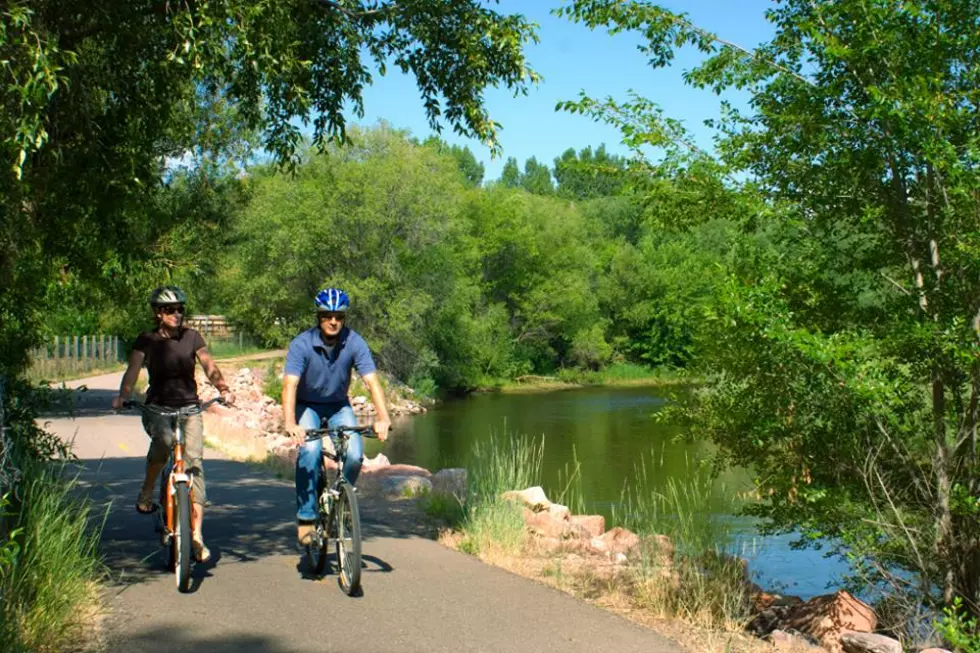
left=297, top=522, right=315, bottom=547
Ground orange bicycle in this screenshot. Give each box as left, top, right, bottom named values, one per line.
left=124, top=397, right=225, bottom=592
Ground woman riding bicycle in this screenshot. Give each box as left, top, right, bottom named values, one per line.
left=112, top=285, right=235, bottom=563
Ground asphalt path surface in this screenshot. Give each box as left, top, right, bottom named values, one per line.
left=44, top=372, right=682, bottom=653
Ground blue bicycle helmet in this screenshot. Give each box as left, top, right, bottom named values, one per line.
left=314, top=288, right=350, bottom=312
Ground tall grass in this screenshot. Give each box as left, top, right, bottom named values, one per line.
left=458, top=434, right=543, bottom=556
left=614, top=452, right=751, bottom=630
left=0, top=461, right=103, bottom=653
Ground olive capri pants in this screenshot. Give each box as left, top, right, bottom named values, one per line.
left=142, top=409, right=207, bottom=506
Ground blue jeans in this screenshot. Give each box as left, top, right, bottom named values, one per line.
left=295, top=403, right=362, bottom=521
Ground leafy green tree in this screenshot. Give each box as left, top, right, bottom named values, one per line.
left=1, top=0, right=539, bottom=378
left=499, top=157, right=521, bottom=188
left=553, top=144, right=628, bottom=199
left=520, top=156, right=554, bottom=195
left=560, top=0, right=980, bottom=618
left=422, top=137, right=485, bottom=187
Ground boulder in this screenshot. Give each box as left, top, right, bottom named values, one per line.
left=547, top=503, right=570, bottom=521
left=362, top=453, right=391, bottom=471
left=366, top=463, right=431, bottom=478
left=751, top=591, right=876, bottom=653
left=380, top=475, right=433, bottom=498
left=502, top=486, right=551, bottom=512
left=524, top=509, right=573, bottom=539
left=569, top=514, right=605, bottom=538
left=768, top=630, right=824, bottom=652
left=432, top=468, right=467, bottom=498
left=840, top=632, right=901, bottom=653
left=589, top=527, right=641, bottom=557
left=918, top=649, right=953, bottom=653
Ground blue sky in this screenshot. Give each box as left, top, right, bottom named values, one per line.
left=347, top=0, right=776, bottom=181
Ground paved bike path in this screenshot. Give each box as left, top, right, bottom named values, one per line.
left=46, top=373, right=682, bottom=653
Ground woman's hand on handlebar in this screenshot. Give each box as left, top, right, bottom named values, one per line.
left=219, top=389, right=236, bottom=406
left=111, top=395, right=126, bottom=411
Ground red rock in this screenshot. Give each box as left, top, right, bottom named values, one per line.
left=768, top=629, right=823, bottom=651
left=362, top=463, right=431, bottom=478
left=524, top=510, right=573, bottom=539
left=840, top=631, right=900, bottom=653
left=590, top=527, right=641, bottom=557
left=569, top=515, right=605, bottom=538
left=502, top=486, right=551, bottom=511
left=759, top=591, right=876, bottom=653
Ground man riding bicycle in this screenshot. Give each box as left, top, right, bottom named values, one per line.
left=282, top=288, right=391, bottom=547
left=112, top=286, right=235, bottom=563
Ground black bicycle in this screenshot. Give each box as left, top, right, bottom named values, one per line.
left=304, top=425, right=378, bottom=595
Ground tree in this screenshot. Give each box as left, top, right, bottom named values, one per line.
left=422, top=137, right=485, bottom=187
left=553, top=144, right=628, bottom=199
left=0, top=0, right=539, bottom=378
left=520, top=156, right=554, bottom=195
left=559, top=0, right=980, bottom=621
left=499, top=157, right=521, bottom=188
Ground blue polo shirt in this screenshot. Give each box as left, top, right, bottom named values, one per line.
left=284, top=326, right=377, bottom=405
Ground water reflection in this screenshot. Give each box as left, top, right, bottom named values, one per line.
left=372, top=385, right=847, bottom=598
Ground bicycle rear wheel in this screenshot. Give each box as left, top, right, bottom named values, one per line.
left=335, top=483, right=361, bottom=595
left=174, top=481, right=192, bottom=592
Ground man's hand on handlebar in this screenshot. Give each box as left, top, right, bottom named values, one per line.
left=286, top=424, right=307, bottom=444
left=373, top=419, right=391, bottom=442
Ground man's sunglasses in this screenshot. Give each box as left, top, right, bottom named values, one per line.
left=160, top=305, right=185, bottom=315
left=317, top=312, right=346, bottom=322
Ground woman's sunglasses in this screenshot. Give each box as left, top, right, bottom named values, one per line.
left=160, top=305, right=185, bottom=315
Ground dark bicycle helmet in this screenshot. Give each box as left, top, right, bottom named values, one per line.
left=314, top=288, right=350, bottom=312
left=149, top=285, right=188, bottom=306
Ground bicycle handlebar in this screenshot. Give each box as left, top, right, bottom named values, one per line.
left=304, top=425, right=381, bottom=442
left=121, top=397, right=227, bottom=414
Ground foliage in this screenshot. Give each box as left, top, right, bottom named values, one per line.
left=1, top=0, right=539, bottom=379
left=938, top=598, right=980, bottom=653
left=0, top=461, right=102, bottom=653
left=553, top=144, right=629, bottom=200
left=559, top=0, right=980, bottom=619
left=458, top=434, right=543, bottom=556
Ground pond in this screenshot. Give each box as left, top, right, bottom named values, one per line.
left=378, top=385, right=851, bottom=599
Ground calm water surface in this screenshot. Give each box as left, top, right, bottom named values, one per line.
left=374, top=385, right=849, bottom=598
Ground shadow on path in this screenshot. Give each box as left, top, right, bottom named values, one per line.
left=79, top=456, right=415, bottom=591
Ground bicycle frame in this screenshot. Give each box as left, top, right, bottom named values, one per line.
left=123, top=398, right=223, bottom=545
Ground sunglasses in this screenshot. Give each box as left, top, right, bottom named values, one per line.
left=317, top=312, right=346, bottom=322
left=160, top=305, right=185, bottom=315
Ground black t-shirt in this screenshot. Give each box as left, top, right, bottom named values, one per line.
left=132, top=328, right=207, bottom=407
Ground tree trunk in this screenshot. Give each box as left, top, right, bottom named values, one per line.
left=933, top=370, right=955, bottom=605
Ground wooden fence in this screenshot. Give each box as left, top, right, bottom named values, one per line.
left=29, top=335, right=123, bottom=380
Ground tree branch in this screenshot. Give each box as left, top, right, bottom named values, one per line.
left=315, top=0, right=391, bottom=20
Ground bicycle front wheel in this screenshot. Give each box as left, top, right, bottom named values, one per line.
left=306, top=513, right=330, bottom=575
left=174, top=481, right=192, bottom=593
left=335, top=483, right=361, bottom=596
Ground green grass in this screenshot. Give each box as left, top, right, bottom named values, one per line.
left=613, top=452, right=751, bottom=630
left=207, top=339, right=268, bottom=359
left=457, top=434, right=544, bottom=556
left=494, top=363, right=693, bottom=393
left=420, top=491, right=466, bottom=526
left=0, top=461, right=104, bottom=653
